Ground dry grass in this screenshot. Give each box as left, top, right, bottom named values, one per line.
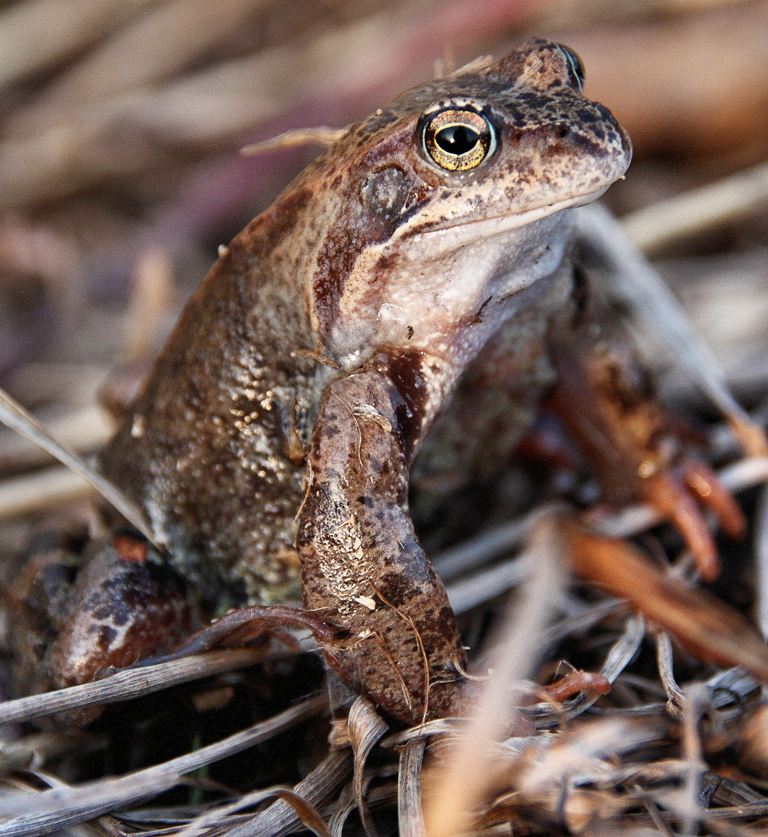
left=1, top=1, right=767, bottom=834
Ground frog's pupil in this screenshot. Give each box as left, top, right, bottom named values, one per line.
left=435, top=124, right=479, bottom=155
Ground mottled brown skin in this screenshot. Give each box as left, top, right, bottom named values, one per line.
left=9, top=39, right=737, bottom=725
left=9, top=530, right=194, bottom=720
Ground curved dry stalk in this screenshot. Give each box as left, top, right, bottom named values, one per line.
left=398, top=739, right=426, bottom=837
left=348, top=697, right=388, bottom=836
left=656, top=631, right=686, bottom=717
left=678, top=684, right=710, bottom=835
left=238, top=750, right=352, bottom=837
left=177, top=785, right=331, bottom=837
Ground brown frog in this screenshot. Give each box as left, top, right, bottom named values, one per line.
left=9, top=39, right=743, bottom=725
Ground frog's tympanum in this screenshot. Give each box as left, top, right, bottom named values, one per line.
left=9, top=40, right=744, bottom=725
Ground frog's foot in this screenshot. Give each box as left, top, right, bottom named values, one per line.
left=544, top=668, right=611, bottom=703
left=641, top=460, right=745, bottom=582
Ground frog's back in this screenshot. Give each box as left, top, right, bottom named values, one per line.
left=100, top=228, right=319, bottom=608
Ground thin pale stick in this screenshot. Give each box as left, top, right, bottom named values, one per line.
left=0, top=388, right=156, bottom=544
left=622, top=161, right=768, bottom=255
left=240, top=126, right=347, bottom=156
left=0, top=466, right=91, bottom=521
left=423, top=512, right=568, bottom=836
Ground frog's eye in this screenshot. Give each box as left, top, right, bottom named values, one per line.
left=556, top=44, right=585, bottom=91
left=421, top=108, right=496, bottom=172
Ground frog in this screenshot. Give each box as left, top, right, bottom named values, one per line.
left=7, top=38, right=744, bottom=725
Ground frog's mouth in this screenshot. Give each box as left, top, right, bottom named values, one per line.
left=411, top=185, right=611, bottom=242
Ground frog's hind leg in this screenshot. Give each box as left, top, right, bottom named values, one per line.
left=8, top=529, right=197, bottom=700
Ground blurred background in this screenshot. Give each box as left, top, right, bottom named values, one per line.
left=0, top=0, right=766, bottom=502
left=0, top=4, right=767, bottom=827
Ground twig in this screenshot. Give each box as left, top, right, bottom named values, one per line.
left=240, top=126, right=348, bottom=156
left=0, top=405, right=112, bottom=472
left=437, top=517, right=527, bottom=581
left=656, top=632, right=685, bottom=717
left=0, top=466, right=91, bottom=521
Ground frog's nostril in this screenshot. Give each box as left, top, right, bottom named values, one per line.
left=556, top=126, right=570, bottom=140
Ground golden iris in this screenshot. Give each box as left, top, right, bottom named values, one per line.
left=422, top=108, right=495, bottom=172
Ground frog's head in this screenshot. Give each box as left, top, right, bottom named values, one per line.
left=288, top=39, right=631, bottom=369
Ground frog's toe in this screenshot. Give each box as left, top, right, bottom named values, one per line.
left=641, top=462, right=744, bottom=582
left=682, top=460, right=746, bottom=539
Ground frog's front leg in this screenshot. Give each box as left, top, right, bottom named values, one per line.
left=547, top=326, right=745, bottom=580
left=296, top=360, right=466, bottom=724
